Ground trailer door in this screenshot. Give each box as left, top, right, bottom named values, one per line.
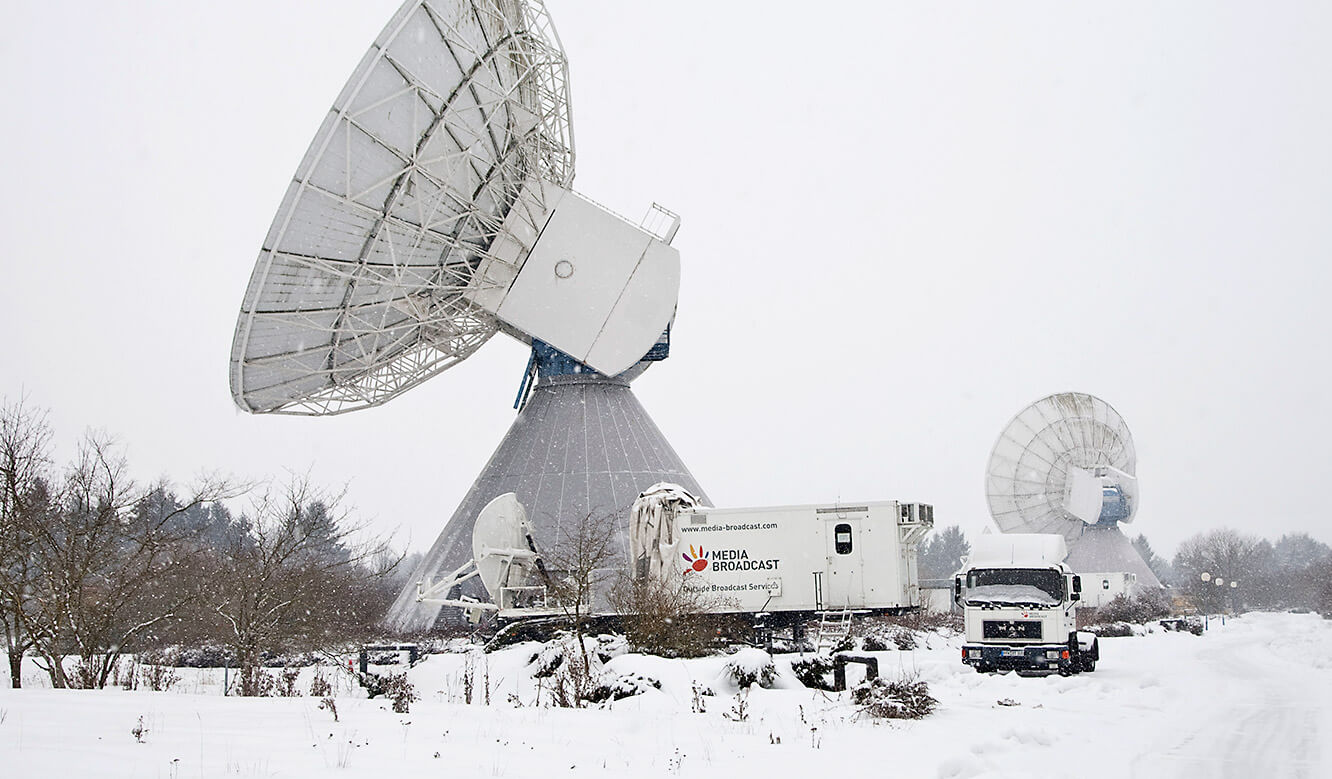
left=824, top=519, right=865, bottom=608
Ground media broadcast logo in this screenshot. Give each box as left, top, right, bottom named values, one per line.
left=682, top=545, right=709, bottom=575
left=682, top=545, right=779, bottom=575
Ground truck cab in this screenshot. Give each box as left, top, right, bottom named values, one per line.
left=955, top=534, right=1098, bottom=675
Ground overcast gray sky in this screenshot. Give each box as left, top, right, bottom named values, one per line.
left=2, top=1, right=1329, bottom=557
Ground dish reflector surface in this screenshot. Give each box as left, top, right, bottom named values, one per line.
left=231, top=0, right=574, bottom=415
left=985, top=392, right=1137, bottom=540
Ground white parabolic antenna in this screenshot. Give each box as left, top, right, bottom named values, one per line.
left=985, top=392, right=1139, bottom=542
left=229, top=0, right=681, bottom=415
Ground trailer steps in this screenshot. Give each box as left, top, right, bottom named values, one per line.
left=815, top=608, right=853, bottom=653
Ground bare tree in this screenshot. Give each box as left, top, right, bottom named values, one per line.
left=542, top=509, right=621, bottom=670
left=18, top=432, right=237, bottom=688
left=0, top=395, right=54, bottom=688
left=1172, top=528, right=1271, bottom=613
left=207, top=474, right=398, bottom=696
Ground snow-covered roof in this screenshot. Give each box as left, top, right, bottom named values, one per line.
left=966, top=533, right=1068, bottom=569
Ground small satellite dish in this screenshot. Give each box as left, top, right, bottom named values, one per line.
left=229, top=0, right=681, bottom=415
left=471, top=492, right=544, bottom=606
left=985, top=392, right=1138, bottom=541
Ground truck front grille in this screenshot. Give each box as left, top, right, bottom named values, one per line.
left=982, top=620, right=1042, bottom=640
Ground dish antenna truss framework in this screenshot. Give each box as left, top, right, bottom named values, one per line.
left=230, top=0, right=681, bottom=416
left=985, top=392, right=1139, bottom=542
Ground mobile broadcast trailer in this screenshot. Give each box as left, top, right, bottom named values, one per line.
left=416, top=484, right=934, bottom=636
left=956, top=533, right=1099, bottom=675
left=634, top=484, right=934, bottom=627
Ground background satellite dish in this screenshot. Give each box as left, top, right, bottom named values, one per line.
left=229, top=0, right=680, bottom=416
left=985, top=392, right=1159, bottom=588
left=986, top=392, right=1138, bottom=541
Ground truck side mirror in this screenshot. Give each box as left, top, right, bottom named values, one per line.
left=1070, top=575, right=1081, bottom=602
left=953, top=577, right=963, bottom=607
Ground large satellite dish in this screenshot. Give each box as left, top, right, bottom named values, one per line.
left=985, top=392, right=1138, bottom=541
left=230, top=0, right=681, bottom=415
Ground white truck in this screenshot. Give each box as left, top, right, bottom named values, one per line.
left=955, top=534, right=1099, bottom=675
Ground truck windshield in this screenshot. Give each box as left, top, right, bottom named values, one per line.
left=965, top=568, right=1064, bottom=606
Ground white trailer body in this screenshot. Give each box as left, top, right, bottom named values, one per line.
left=1078, top=571, right=1139, bottom=608
left=416, top=488, right=933, bottom=630
left=667, top=500, right=933, bottom=615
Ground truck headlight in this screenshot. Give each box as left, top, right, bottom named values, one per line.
left=1045, top=650, right=1061, bottom=659
left=967, top=649, right=982, bottom=659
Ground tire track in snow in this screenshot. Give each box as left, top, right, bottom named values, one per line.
left=1130, top=618, right=1326, bottom=779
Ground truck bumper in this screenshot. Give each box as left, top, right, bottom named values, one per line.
left=962, top=643, right=1072, bottom=674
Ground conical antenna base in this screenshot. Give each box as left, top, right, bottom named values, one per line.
left=385, top=373, right=707, bottom=633
left=1065, top=525, right=1162, bottom=590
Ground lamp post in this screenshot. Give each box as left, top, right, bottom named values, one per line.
left=1199, top=572, right=1211, bottom=627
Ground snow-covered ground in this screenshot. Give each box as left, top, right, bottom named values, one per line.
left=2, top=611, right=1328, bottom=778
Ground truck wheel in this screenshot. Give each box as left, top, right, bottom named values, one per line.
left=1079, top=657, right=1096, bottom=673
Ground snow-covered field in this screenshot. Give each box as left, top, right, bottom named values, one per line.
left=2, top=611, right=1328, bottom=778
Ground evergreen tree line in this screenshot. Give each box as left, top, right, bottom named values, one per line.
left=0, top=396, right=405, bottom=694
left=919, top=523, right=1332, bottom=615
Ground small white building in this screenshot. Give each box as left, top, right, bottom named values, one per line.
left=1078, top=571, right=1139, bottom=608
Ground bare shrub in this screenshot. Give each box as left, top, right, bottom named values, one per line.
left=893, top=609, right=962, bottom=633
left=380, top=672, right=417, bottom=714
left=116, top=658, right=139, bottom=690
left=690, top=682, right=712, bottom=713
left=69, top=658, right=102, bottom=690
left=606, top=571, right=721, bottom=658
left=856, top=611, right=959, bottom=654
left=545, top=639, right=599, bottom=708
left=140, top=664, right=181, bottom=692
left=318, top=697, right=339, bottom=722
left=252, top=669, right=277, bottom=697
left=724, top=689, right=750, bottom=722
left=277, top=667, right=302, bottom=697
left=308, top=668, right=331, bottom=697
left=1093, top=590, right=1174, bottom=624
left=859, top=623, right=918, bottom=652
left=852, top=675, right=937, bottom=720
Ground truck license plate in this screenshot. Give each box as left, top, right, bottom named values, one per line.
left=1002, top=649, right=1024, bottom=657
